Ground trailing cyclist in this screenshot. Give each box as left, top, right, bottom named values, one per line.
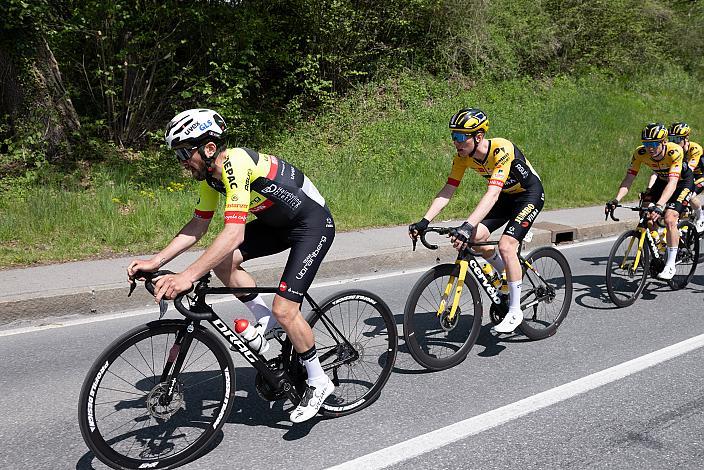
left=605, top=123, right=695, bottom=281
left=668, top=122, right=704, bottom=232
left=127, top=109, right=335, bottom=423
left=408, top=108, right=544, bottom=334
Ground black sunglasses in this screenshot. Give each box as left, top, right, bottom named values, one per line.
left=174, top=146, right=197, bottom=162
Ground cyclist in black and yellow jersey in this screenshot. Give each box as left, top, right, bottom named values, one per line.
left=409, top=108, right=544, bottom=334
left=127, top=109, right=335, bottom=423
left=668, top=122, right=704, bottom=232
left=606, top=123, right=695, bottom=280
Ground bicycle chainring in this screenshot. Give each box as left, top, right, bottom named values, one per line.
left=489, top=295, right=509, bottom=325
left=649, top=257, right=665, bottom=277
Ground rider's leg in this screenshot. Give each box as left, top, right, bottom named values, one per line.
left=214, top=251, right=277, bottom=331
left=664, top=208, right=679, bottom=266
left=498, top=235, right=521, bottom=310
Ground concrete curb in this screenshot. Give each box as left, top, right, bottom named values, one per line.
left=0, top=218, right=631, bottom=328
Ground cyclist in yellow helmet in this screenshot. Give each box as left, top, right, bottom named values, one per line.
left=605, top=123, right=694, bottom=280
left=668, top=122, right=704, bottom=232
left=409, top=108, right=544, bottom=334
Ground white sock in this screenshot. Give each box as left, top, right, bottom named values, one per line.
left=243, top=296, right=277, bottom=332
left=508, top=281, right=521, bottom=311
left=487, top=249, right=505, bottom=273
left=697, top=208, right=704, bottom=223
left=666, top=246, right=678, bottom=268
left=300, top=347, right=327, bottom=386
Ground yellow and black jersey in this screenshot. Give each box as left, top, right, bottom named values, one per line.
left=685, top=141, right=704, bottom=176
left=193, top=147, right=326, bottom=227
left=446, top=137, right=541, bottom=194
left=627, top=142, right=691, bottom=181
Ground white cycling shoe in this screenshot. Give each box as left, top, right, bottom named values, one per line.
left=657, top=265, right=676, bottom=280
left=290, top=376, right=334, bottom=423
left=492, top=308, right=524, bottom=334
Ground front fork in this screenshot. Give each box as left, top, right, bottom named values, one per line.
left=437, top=259, right=469, bottom=322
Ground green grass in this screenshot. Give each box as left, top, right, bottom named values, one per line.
left=2, top=70, right=703, bottom=267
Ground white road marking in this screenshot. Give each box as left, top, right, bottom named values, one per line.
left=326, top=332, right=704, bottom=470
left=0, top=236, right=615, bottom=337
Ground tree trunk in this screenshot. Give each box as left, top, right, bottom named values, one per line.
left=0, top=36, right=80, bottom=164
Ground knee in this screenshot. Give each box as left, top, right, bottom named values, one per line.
left=498, top=238, right=518, bottom=259
left=271, top=302, right=301, bottom=326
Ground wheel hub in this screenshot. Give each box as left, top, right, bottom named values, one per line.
left=146, top=382, right=184, bottom=420
left=439, top=307, right=460, bottom=331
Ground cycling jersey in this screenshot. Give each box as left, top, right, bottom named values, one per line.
left=627, top=142, right=692, bottom=181
left=193, top=147, right=326, bottom=227
left=446, top=138, right=541, bottom=194
left=685, top=141, right=704, bottom=176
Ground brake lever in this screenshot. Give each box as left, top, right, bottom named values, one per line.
left=412, top=237, right=417, bottom=252
left=158, top=298, right=168, bottom=319
left=128, top=280, right=136, bottom=297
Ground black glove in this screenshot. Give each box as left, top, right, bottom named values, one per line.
left=452, top=221, right=475, bottom=245
left=409, top=218, right=430, bottom=236
left=650, top=204, right=663, bottom=217
left=604, top=199, right=618, bottom=214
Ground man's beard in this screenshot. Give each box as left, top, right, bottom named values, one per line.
left=191, top=166, right=208, bottom=181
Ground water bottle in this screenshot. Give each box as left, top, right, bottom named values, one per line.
left=234, top=319, right=270, bottom=354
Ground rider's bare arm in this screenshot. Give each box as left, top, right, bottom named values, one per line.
left=181, top=222, right=245, bottom=283
left=615, top=172, right=637, bottom=201
left=467, top=184, right=501, bottom=227
left=422, top=183, right=457, bottom=222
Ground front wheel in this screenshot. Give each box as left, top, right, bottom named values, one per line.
left=307, top=289, right=398, bottom=417
left=403, top=263, right=483, bottom=371
left=668, top=220, right=700, bottom=290
left=606, top=229, right=649, bottom=308
left=519, top=246, right=573, bottom=340
left=78, top=320, right=236, bottom=470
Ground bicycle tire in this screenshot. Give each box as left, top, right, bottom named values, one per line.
left=518, top=246, right=573, bottom=340
left=606, top=229, right=649, bottom=308
left=403, top=263, right=482, bottom=371
left=304, top=289, right=398, bottom=418
left=78, top=320, right=236, bottom=470
left=668, top=220, right=700, bottom=290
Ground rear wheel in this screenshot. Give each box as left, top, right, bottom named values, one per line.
left=668, top=220, right=700, bottom=290
left=606, top=230, right=649, bottom=308
left=518, top=246, right=573, bottom=340
left=307, top=290, right=398, bottom=417
left=403, top=263, right=482, bottom=371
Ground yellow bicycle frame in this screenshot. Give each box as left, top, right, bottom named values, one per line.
left=437, top=259, right=469, bottom=322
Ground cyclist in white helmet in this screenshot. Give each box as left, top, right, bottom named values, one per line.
left=128, top=109, right=335, bottom=423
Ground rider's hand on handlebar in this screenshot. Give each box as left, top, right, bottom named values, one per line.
left=648, top=203, right=663, bottom=222
left=153, top=273, right=193, bottom=303
left=604, top=199, right=618, bottom=215
left=127, top=258, right=161, bottom=284
left=408, top=218, right=430, bottom=240
left=450, top=221, right=474, bottom=251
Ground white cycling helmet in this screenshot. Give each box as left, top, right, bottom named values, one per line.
left=164, top=109, right=227, bottom=154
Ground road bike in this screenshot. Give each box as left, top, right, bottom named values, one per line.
left=78, top=271, right=398, bottom=469
left=403, top=227, right=572, bottom=371
left=605, top=202, right=699, bottom=307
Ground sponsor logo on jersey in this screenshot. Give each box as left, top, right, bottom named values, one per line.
left=226, top=203, right=248, bottom=210
left=244, top=169, right=251, bottom=191
left=260, top=184, right=302, bottom=210
left=326, top=217, right=334, bottom=228
left=515, top=162, right=529, bottom=178
left=279, top=281, right=287, bottom=292
left=223, top=159, right=238, bottom=189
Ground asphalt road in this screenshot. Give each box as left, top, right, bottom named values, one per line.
left=1, top=237, right=703, bottom=470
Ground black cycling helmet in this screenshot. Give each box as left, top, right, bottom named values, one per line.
left=668, top=122, right=691, bottom=138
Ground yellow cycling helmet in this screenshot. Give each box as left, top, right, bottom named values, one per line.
left=668, top=122, right=691, bottom=138
left=449, top=108, right=489, bottom=135
left=641, top=123, right=667, bottom=142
